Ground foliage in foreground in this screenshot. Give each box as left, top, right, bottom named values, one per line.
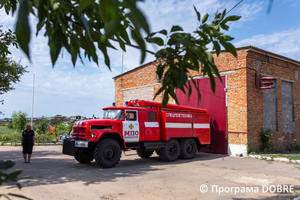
left=1, top=0, right=241, bottom=106
left=0, top=160, right=31, bottom=200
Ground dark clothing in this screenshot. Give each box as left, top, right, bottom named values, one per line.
left=23, top=143, right=33, bottom=154
left=22, top=130, right=35, bottom=144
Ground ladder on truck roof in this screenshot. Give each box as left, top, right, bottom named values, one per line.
left=127, top=100, right=207, bottom=114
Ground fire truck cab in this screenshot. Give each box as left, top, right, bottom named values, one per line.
left=63, top=100, right=210, bottom=168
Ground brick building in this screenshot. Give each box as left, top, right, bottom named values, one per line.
left=113, top=46, right=300, bottom=156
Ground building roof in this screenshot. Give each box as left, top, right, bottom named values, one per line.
left=113, top=46, right=300, bottom=79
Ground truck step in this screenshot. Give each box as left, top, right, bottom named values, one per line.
left=143, top=141, right=165, bottom=150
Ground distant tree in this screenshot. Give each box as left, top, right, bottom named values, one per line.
left=53, top=123, right=66, bottom=137
left=0, top=27, right=27, bottom=113
left=49, top=115, right=66, bottom=127
left=11, top=111, right=27, bottom=131
left=34, top=117, right=49, bottom=135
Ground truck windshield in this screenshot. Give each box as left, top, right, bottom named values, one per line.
left=103, top=109, right=124, bottom=120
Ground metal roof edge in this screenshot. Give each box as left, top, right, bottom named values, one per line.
left=113, top=46, right=300, bottom=80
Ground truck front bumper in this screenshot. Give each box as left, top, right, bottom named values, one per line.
left=62, top=139, right=96, bottom=156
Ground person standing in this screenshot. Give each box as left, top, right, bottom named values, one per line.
left=21, top=123, right=35, bottom=163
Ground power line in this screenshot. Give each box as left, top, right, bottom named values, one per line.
left=226, top=0, right=244, bottom=15
left=207, top=0, right=232, bottom=23
left=217, top=0, right=231, bottom=13
left=235, top=0, right=253, bottom=15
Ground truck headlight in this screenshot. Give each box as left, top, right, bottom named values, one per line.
left=91, top=132, right=97, bottom=138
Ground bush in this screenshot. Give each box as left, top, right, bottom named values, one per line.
left=66, top=121, right=74, bottom=133
left=0, top=133, right=22, bottom=143
left=53, top=123, right=67, bottom=137
left=35, top=132, right=59, bottom=143
left=260, top=129, right=274, bottom=153
left=0, top=132, right=59, bottom=144
left=34, top=118, right=49, bottom=135
left=7, top=122, right=13, bottom=129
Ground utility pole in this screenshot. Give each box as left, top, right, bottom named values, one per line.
left=31, top=73, right=35, bottom=126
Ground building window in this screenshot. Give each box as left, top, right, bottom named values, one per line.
left=281, top=81, right=295, bottom=133
left=263, top=80, right=277, bottom=131
left=147, top=112, right=157, bottom=121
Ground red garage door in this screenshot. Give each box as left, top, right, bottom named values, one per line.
left=175, top=76, right=227, bottom=154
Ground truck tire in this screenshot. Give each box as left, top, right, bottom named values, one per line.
left=180, top=139, right=197, bottom=159
left=74, top=148, right=94, bottom=163
left=137, top=150, right=154, bottom=158
left=160, top=139, right=180, bottom=162
left=94, top=139, right=121, bottom=168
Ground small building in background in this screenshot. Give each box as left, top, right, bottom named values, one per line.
left=113, top=46, right=300, bottom=156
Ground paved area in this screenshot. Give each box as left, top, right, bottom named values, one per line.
left=1, top=146, right=300, bottom=200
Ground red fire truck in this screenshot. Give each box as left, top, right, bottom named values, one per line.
left=63, top=100, right=210, bottom=168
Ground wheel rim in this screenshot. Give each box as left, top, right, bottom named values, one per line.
left=104, top=146, right=115, bottom=160
left=186, top=142, right=194, bottom=154
left=168, top=144, right=177, bottom=155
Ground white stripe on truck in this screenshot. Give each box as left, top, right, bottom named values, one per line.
left=144, top=122, right=159, bottom=128
left=193, top=123, right=210, bottom=129
left=165, top=123, right=192, bottom=128
left=165, top=123, right=210, bottom=129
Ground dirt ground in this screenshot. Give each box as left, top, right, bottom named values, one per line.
left=1, top=145, right=300, bottom=200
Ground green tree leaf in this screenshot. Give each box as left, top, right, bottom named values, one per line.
left=202, top=13, right=209, bottom=24
left=158, top=29, right=168, bottom=35
left=145, top=37, right=164, bottom=46
left=193, top=5, right=201, bottom=22
left=219, top=40, right=237, bottom=57
left=170, top=25, right=183, bottom=32
left=15, top=0, right=30, bottom=59
left=79, top=0, right=94, bottom=12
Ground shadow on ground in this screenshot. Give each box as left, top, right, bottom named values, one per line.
left=1, top=146, right=227, bottom=188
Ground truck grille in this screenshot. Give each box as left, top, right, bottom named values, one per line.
left=73, top=127, right=86, bottom=138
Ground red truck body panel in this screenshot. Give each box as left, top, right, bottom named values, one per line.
left=70, top=100, right=210, bottom=148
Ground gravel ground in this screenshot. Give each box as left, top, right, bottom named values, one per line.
left=1, top=145, right=300, bottom=200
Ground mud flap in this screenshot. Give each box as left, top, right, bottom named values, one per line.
left=62, top=139, right=75, bottom=156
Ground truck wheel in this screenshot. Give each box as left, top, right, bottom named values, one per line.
left=136, top=150, right=154, bottom=158
left=94, top=139, right=121, bottom=168
left=74, top=148, right=94, bottom=163
left=180, top=139, right=197, bottom=159
left=155, top=150, right=161, bottom=157
left=160, top=139, right=180, bottom=162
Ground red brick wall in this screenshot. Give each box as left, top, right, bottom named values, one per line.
left=114, top=47, right=300, bottom=152
left=246, top=50, right=300, bottom=152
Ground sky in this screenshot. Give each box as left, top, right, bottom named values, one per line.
left=1, top=0, right=300, bottom=119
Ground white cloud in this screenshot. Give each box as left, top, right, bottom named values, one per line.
left=234, top=27, right=300, bottom=61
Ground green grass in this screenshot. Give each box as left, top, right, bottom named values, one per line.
left=278, top=154, right=300, bottom=161
left=0, top=126, right=18, bottom=135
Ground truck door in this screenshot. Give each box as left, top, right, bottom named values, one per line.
left=144, top=111, right=160, bottom=141
left=122, top=110, right=140, bottom=142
